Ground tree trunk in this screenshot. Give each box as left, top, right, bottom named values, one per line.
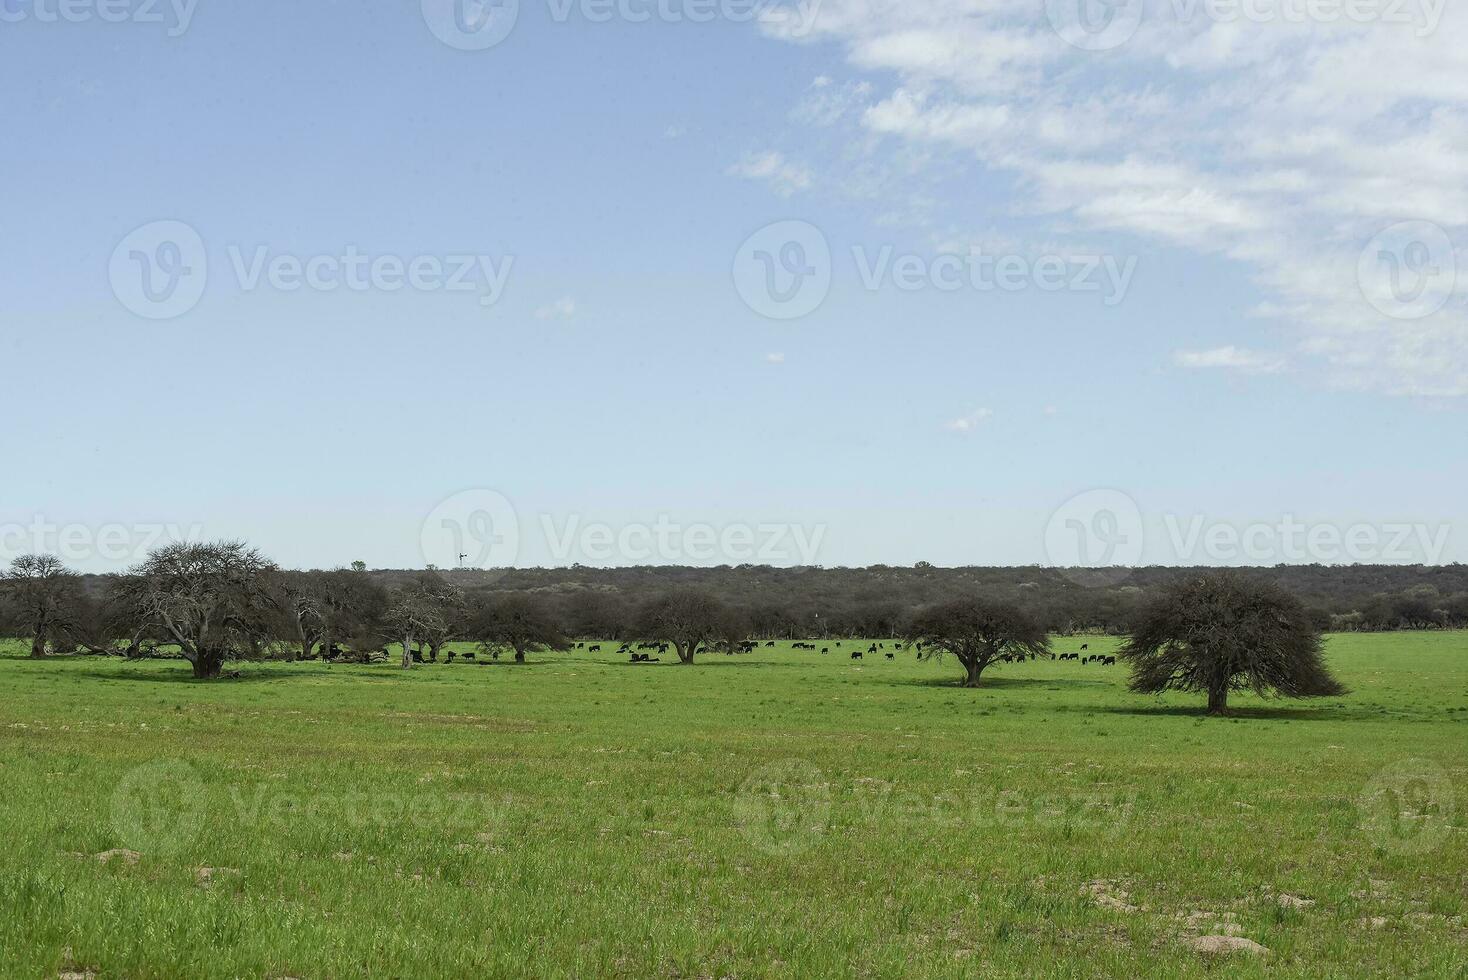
left=192, top=650, right=224, bottom=679
left=514, top=643, right=526, bottom=664
left=676, top=641, right=694, bottom=664
left=30, top=632, right=47, bottom=658
left=402, top=634, right=413, bottom=670
left=962, top=656, right=984, bottom=688
left=1207, top=687, right=1229, bottom=715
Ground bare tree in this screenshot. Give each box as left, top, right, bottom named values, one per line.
left=631, top=589, right=729, bottom=664
left=466, top=593, right=569, bottom=663
left=1, top=555, right=79, bottom=658
left=118, top=541, right=279, bottom=679
left=385, top=574, right=462, bottom=669
left=278, top=571, right=328, bottom=661
left=1121, top=572, right=1347, bottom=715
left=904, top=596, right=1050, bottom=687
left=413, top=572, right=465, bottom=662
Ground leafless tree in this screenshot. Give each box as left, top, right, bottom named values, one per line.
left=632, top=589, right=729, bottom=664
left=1, top=554, right=79, bottom=657
left=117, top=541, right=279, bottom=678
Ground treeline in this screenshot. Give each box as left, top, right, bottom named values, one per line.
left=364, top=561, right=1468, bottom=635
left=3, top=548, right=1466, bottom=677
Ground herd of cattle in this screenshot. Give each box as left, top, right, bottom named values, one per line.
left=568, top=640, right=1119, bottom=666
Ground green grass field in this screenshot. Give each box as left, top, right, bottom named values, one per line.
left=1, top=633, right=1464, bottom=978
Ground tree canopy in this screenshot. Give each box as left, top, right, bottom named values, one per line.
left=904, top=596, right=1050, bottom=687
left=1120, top=571, right=1347, bottom=715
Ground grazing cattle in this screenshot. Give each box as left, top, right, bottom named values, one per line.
left=1103, top=656, right=1116, bottom=666
left=851, top=651, right=863, bottom=660
left=885, top=652, right=894, bottom=660
left=821, top=647, right=829, bottom=655
left=1081, top=643, right=1089, bottom=651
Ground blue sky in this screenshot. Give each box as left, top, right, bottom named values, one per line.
left=2, top=0, right=1465, bottom=572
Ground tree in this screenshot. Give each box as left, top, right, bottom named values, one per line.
left=561, top=590, right=629, bottom=640
left=631, top=589, right=729, bottom=664
left=118, top=541, right=279, bottom=679
left=713, top=605, right=752, bottom=656
left=278, top=571, right=328, bottom=661
left=1, top=555, right=80, bottom=658
left=467, top=593, right=569, bottom=663
left=904, top=596, right=1050, bottom=687
left=54, top=580, right=148, bottom=657
left=1120, top=572, right=1346, bottom=715
left=385, top=574, right=462, bottom=669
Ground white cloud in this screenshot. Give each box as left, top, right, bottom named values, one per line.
left=945, top=407, right=994, bottom=432
left=727, top=150, right=813, bottom=197
left=534, top=297, right=577, bottom=321
left=758, top=0, right=1468, bottom=396
left=1173, top=346, right=1287, bottom=375
left=765, top=352, right=786, bottom=364
left=792, top=76, right=874, bottom=126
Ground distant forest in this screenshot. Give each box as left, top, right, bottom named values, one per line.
left=266, top=563, right=1468, bottom=636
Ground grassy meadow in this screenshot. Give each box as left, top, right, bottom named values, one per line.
left=0, top=633, right=1465, bottom=978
